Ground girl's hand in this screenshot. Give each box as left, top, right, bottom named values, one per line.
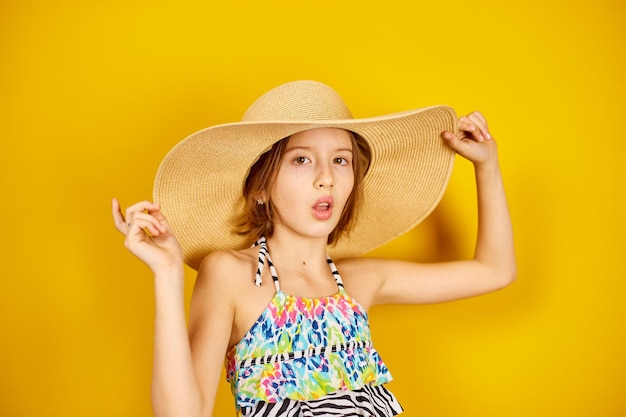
left=442, top=111, right=498, bottom=167
left=111, top=198, right=184, bottom=273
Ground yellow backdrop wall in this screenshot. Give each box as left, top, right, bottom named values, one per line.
left=1, top=1, right=624, bottom=416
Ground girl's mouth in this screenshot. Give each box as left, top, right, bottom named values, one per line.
left=312, top=198, right=334, bottom=220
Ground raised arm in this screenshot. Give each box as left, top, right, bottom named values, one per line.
left=112, top=199, right=225, bottom=417
left=443, top=111, right=517, bottom=289
left=339, top=111, right=516, bottom=308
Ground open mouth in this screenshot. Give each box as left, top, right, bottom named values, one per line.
left=312, top=197, right=334, bottom=220
left=315, top=202, right=330, bottom=210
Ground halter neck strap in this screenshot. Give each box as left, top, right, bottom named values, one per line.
left=254, top=237, right=280, bottom=291
left=253, top=236, right=344, bottom=291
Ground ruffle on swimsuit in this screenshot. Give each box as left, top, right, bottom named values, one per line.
left=224, top=237, right=403, bottom=416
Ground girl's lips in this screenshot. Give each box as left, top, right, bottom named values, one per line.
left=312, top=197, right=334, bottom=220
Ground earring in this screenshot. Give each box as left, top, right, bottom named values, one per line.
left=256, top=199, right=264, bottom=205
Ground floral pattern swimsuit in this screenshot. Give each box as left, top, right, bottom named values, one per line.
left=225, top=237, right=404, bottom=416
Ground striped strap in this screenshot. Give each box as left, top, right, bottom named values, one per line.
left=326, top=255, right=344, bottom=289
left=253, top=237, right=279, bottom=290
left=254, top=237, right=343, bottom=290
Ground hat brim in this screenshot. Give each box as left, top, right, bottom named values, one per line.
left=154, top=105, right=456, bottom=270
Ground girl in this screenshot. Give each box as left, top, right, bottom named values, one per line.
left=112, top=80, right=516, bottom=417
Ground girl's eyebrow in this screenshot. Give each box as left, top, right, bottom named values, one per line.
left=285, top=146, right=353, bottom=153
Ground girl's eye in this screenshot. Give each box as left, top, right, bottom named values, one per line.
left=334, top=157, right=350, bottom=165
left=294, top=156, right=310, bottom=164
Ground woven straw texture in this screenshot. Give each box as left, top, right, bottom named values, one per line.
left=154, top=81, right=456, bottom=270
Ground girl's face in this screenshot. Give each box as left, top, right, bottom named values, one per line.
left=270, top=128, right=355, bottom=240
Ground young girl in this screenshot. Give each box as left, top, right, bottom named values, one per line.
left=112, top=80, right=516, bottom=417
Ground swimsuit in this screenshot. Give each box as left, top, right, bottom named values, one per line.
left=225, top=237, right=403, bottom=416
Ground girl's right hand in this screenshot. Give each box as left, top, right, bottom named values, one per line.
left=111, top=198, right=184, bottom=273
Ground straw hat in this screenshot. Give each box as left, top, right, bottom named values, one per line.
left=154, top=80, right=456, bottom=270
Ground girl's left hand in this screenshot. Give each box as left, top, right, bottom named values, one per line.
left=111, top=198, right=184, bottom=273
left=442, top=111, right=498, bottom=166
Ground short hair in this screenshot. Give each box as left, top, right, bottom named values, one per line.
left=237, top=130, right=370, bottom=247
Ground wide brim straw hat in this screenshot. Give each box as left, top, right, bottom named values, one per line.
left=154, top=80, right=457, bottom=270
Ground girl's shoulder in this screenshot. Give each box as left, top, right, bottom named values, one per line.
left=195, top=246, right=259, bottom=293
left=334, top=256, right=381, bottom=277
left=200, top=245, right=257, bottom=271
left=334, top=256, right=387, bottom=310
left=194, top=245, right=279, bottom=347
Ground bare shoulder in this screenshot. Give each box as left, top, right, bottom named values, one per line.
left=334, top=257, right=388, bottom=310
left=335, top=256, right=395, bottom=277
left=335, top=256, right=376, bottom=277
left=192, top=245, right=276, bottom=348
left=194, top=247, right=258, bottom=295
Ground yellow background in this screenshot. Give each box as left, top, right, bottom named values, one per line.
left=1, top=1, right=624, bottom=416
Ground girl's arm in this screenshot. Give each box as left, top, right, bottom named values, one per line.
left=340, top=111, right=516, bottom=307
left=112, top=199, right=228, bottom=417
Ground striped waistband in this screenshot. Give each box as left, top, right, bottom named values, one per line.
left=239, top=340, right=372, bottom=368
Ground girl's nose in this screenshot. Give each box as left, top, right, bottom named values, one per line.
left=316, top=164, right=334, bottom=189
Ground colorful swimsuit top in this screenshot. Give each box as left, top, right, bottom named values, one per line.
left=224, top=237, right=403, bottom=416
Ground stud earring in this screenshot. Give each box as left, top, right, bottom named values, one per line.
left=256, top=199, right=264, bottom=205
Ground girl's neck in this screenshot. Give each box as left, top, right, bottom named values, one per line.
left=264, top=232, right=331, bottom=279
